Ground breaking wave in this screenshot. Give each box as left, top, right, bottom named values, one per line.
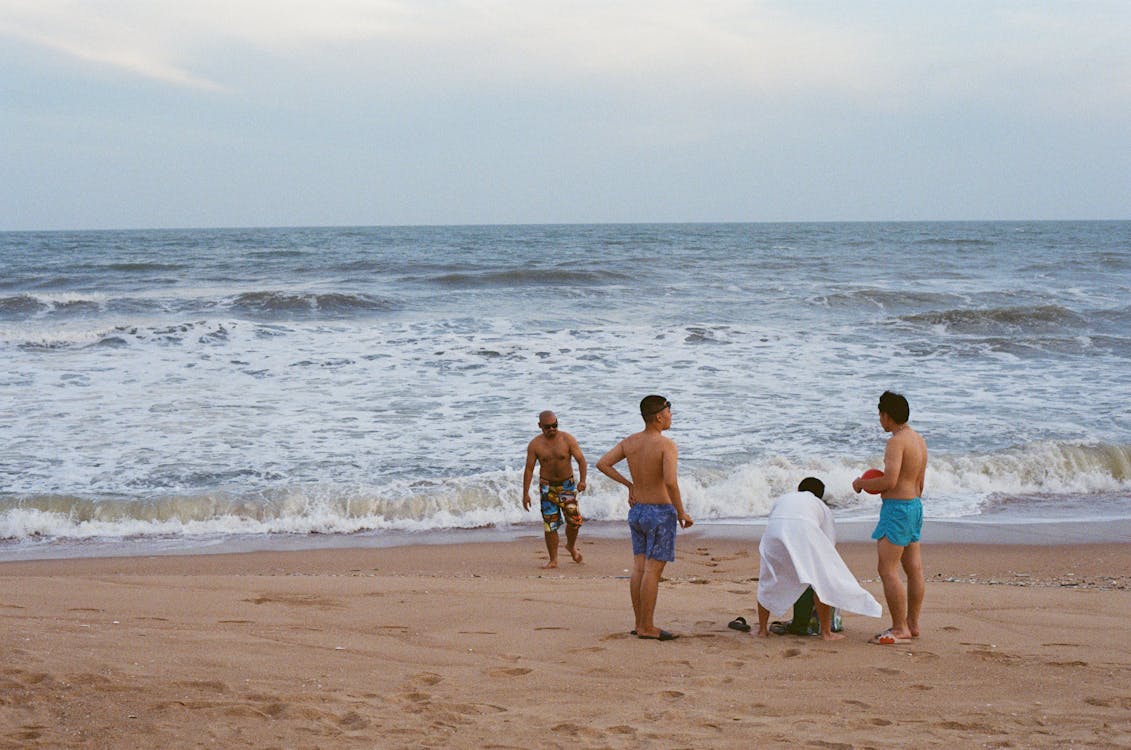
left=3, top=442, right=1128, bottom=543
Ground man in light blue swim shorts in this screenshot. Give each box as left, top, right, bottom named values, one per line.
left=597, top=395, right=693, bottom=642
left=872, top=497, right=923, bottom=547
left=853, top=391, right=928, bottom=646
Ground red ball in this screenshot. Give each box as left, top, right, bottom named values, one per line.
left=860, top=468, right=884, bottom=494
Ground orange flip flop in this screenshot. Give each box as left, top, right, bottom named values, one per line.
left=869, top=628, right=912, bottom=645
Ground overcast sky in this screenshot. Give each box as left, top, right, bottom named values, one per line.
left=2, top=1, right=1129, bottom=230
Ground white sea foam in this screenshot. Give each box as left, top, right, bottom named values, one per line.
left=2, top=443, right=1128, bottom=542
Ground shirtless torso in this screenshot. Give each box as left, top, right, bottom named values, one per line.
left=880, top=421, right=928, bottom=500
left=527, top=431, right=583, bottom=485
left=596, top=407, right=689, bottom=520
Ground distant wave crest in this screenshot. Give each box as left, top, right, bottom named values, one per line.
left=229, top=291, right=397, bottom=318
left=429, top=268, right=626, bottom=288
left=900, top=304, right=1087, bottom=333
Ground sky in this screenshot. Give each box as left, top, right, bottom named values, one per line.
left=2, top=1, right=1130, bottom=230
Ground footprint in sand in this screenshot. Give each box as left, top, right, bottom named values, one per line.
left=535, top=626, right=567, bottom=631
left=843, top=699, right=869, bottom=707
left=245, top=593, right=341, bottom=608
left=941, top=625, right=959, bottom=632
left=487, top=667, right=533, bottom=677
left=968, top=648, right=1022, bottom=665
left=910, top=684, right=933, bottom=691
left=783, top=648, right=803, bottom=658
left=661, top=690, right=685, bottom=698
left=568, top=646, right=606, bottom=654
left=337, top=711, right=370, bottom=730
left=937, top=720, right=995, bottom=731
left=176, top=680, right=228, bottom=693
left=908, top=651, right=940, bottom=661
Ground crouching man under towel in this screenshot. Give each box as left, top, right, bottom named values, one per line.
left=756, top=477, right=882, bottom=641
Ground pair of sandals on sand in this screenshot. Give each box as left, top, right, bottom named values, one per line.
left=728, top=616, right=912, bottom=645
left=725, top=616, right=798, bottom=635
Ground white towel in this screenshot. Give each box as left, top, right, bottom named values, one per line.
left=757, top=491, right=882, bottom=618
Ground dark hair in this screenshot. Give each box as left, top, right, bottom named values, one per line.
left=878, top=390, right=909, bottom=424
left=797, top=476, right=825, bottom=500
left=640, top=395, right=670, bottom=420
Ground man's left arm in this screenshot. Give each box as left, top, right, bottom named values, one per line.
left=570, top=435, right=588, bottom=491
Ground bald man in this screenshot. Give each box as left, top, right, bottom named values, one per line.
left=522, top=410, right=588, bottom=568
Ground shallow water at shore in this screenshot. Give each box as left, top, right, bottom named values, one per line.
left=3, top=516, right=1128, bottom=563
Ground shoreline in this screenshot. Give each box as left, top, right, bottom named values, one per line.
left=2, top=515, right=1130, bottom=563
left=2, top=535, right=1129, bottom=748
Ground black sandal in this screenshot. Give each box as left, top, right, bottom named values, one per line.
left=727, top=616, right=752, bottom=632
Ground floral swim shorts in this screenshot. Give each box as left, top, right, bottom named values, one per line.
left=541, top=478, right=583, bottom=532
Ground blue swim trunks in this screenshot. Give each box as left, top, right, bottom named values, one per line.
left=871, top=498, right=923, bottom=546
left=628, top=503, right=678, bottom=562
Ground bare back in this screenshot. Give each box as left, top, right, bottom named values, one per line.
left=616, top=430, right=677, bottom=504
left=882, top=426, right=928, bottom=500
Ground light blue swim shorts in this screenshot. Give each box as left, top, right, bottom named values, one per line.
left=871, top=498, right=923, bottom=546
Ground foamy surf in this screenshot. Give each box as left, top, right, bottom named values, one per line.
left=2, top=441, right=1128, bottom=544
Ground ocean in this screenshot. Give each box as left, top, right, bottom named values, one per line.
left=2, top=222, right=1129, bottom=558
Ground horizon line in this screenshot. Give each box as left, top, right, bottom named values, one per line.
left=3, top=217, right=1129, bottom=234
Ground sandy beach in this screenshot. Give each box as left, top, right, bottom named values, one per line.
left=2, top=532, right=1130, bottom=749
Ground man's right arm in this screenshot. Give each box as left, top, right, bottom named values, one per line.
left=521, top=443, right=537, bottom=510
left=597, top=442, right=635, bottom=504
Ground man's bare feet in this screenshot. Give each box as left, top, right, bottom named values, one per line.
left=541, top=560, right=558, bottom=569
left=565, top=545, right=584, bottom=563
left=821, top=632, right=847, bottom=641
left=755, top=629, right=770, bottom=638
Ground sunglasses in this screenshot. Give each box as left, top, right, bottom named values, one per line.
left=642, top=401, right=672, bottom=418
left=540, top=422, right=558, bottom=429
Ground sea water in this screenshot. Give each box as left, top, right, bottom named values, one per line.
left=1, top=222, right=1129, bottom=556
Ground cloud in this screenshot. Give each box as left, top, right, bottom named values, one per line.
left=0, top=0, right=879, bottom=95
left=0, top=0, right=226, bottom=90
left=3, top=0, right=1129, bottom=112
